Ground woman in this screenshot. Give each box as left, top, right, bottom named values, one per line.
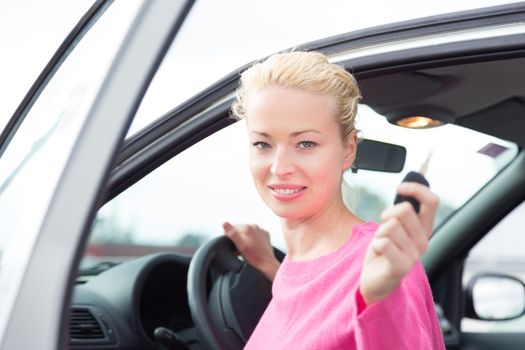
left=223, top=51, right=445, bottom=349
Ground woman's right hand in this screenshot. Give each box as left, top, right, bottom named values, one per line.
left=359, top=182, right=438, bottom=306
left=223, top=221, right=281, bottom=282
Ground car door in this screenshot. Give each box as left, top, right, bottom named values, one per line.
left=0, top=1, right=194, bottom=349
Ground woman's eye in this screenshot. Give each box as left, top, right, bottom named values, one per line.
left=298, top=141, right=316, bottom=149
left=253, top=141, right=271, bottom=149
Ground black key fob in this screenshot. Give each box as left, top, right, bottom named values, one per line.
left=393, top=171, right=430, bottom=213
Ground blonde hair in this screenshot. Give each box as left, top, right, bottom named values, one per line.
left=231, top=51, right=361, bottom=142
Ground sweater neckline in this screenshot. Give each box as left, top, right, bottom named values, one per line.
left=279, top=221, right=377, bottom=280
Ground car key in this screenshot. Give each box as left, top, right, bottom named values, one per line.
left=394, top=152, right=431, bottom=213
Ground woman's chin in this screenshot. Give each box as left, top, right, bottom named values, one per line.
left=270, top=206, right=309, bottom=221
left=261, top=195, right=313, bottom=220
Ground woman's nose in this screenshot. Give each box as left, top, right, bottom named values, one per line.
left=271, top=147, right=295, bottom=177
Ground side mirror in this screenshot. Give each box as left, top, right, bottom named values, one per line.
left=352, top=139, right=406, bottom=173
left=465, top=273, right=525, bottom=321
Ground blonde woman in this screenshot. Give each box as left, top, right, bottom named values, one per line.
left=223, top=51, right=445, bottom=349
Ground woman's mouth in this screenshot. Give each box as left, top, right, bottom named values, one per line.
left=269, top=184, right=306, bottom=201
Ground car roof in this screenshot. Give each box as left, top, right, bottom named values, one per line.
left=360, top=57, right=525, bottom=146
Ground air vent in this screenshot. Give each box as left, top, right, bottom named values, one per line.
left=69, top=308, right=104, bottom=339
left=68, top=306, right=116, bottom=347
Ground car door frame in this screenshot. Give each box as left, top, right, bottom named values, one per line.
left=0, top=1, right=194, bottom=349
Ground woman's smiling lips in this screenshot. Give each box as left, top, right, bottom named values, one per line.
left=268, top=184, right=307, bottom=201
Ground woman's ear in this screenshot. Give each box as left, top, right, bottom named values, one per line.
left=342, top=131, right=358, bottom=170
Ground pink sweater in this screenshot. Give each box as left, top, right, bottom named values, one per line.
left=245, top=221, right=445, bottom=349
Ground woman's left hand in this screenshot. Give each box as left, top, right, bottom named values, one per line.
left=359, top=182, right=439, bottom=306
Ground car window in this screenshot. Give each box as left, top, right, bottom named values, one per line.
left=462, top=200, right=525, bottom=333
left=0, top=0, right=142, bottom=335
left=83, top=104, right=517, bottom=270
left=86, top=120, right=280, bottom=270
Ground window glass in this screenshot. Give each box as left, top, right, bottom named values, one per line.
left=462, top=201, right=525, bottom=332
left=86, top=120, right=279, bottom=268
left=0, top=0, right=141, bottom=335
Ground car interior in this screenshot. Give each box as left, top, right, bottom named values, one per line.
left=67, top=25, right=525, bottom=350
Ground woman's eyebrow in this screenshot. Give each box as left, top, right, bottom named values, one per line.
left=250, top=131, right=270, bottom=137
left=250, top=130, right=321, bottom=137
left=291, top=129, right=322, bottom=137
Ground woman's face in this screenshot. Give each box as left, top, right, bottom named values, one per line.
left=245, top=85, right=356, bottom=221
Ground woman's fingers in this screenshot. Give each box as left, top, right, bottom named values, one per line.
left=223, top=221, right=270, bottom=257
left=394, top=182, right=439, bottom=235
left=223, top=221, right=242, bottom=246
left=370, top=235, right=412, bottom=277
left=223, top=221, right=235, bottom=237
left=224, top=222, right=249, bottom=251
left=222, top=221, right=279, bottom=281
left=380, top=202, right=428, bottom=256
left=375, top=217, right=422, bottom=263
left=361, top=234, right=411, bottom=304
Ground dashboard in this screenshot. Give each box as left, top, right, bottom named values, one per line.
left=69, top=253, right=201, bottom=349
left=67, top=250, right=457, bottom=349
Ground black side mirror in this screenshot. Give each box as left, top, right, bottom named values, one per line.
left=352, top=139, right=406, bottom=173
left=465, top=273, right=525, bottom=321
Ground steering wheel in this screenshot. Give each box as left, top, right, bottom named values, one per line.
left=187, top=236, right=284, bottom=350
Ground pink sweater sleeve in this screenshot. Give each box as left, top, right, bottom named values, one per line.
left=353, top=262, right=445, bottom=350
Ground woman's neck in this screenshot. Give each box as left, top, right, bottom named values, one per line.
left=281, top=197, right=365, bottom=261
